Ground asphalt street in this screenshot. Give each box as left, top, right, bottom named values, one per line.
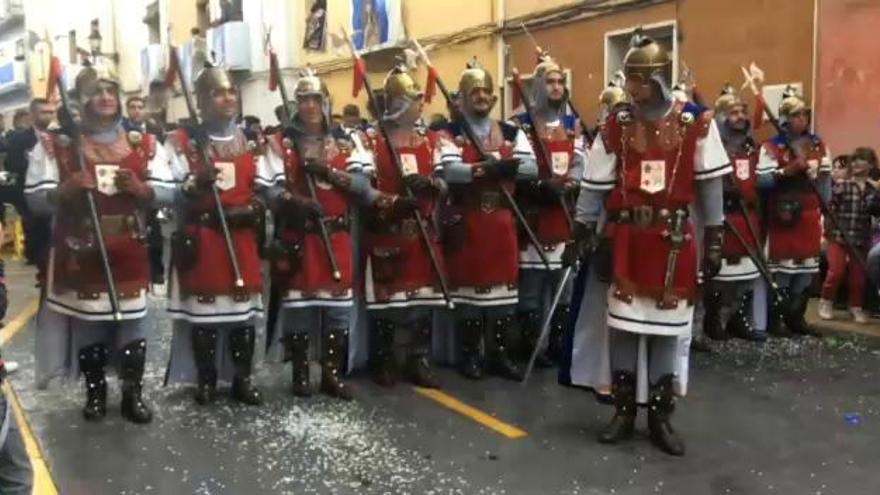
left=2, top=262, right=880, bottom=495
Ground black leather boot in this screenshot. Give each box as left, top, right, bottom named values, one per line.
left=406, top=321, right=440, bottom=388
left=647, top=374, right=686, bottom=456
left=486, top=315, right=522, bottom=381
left=702, top=288, right=729, bottom=340
left=321, top=329, right=353, bottom=400
left=229, top=327, right=262, bottom=405
left=785, top=291, right=818, bottom=336
left=191, top=327, right=218, bottom=405
left=548, top=304, right=570, bottom=362
left=727, top=291, right=766, bottom=342
left=598, top=370, right=636, bottom=444
left=767, top=288, right=792, bottom=337
left=119, top=339, right=153, bottom=424
left=371, top=319, right=397, bottom=387
left=519, top=311, right=552, bottom=368
left=282, top=333, right=311, bottom=397
left=78, top=343, right=109, bottom=421
left=457, top=318, right=483, bottom=380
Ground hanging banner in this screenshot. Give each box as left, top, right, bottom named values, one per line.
left=351, top=0, right=403, bottom=52
left=303, top=0, right=328, bottom=52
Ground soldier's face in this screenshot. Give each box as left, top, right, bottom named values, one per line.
left=90, top=81, right=119, bottom=119
left=727, top=105, right=748, bottom=130
left=400, top=97, right=424, bottom=125
left=545, top=72, right=566, bottom=104
left=625, top=78, right=654, bottom=105
left=789, top=111, right=809, bottom=134
left=210, top=88, right=238, bottom=120
left=467, top=87, right=494, bottom=117
left=298, top=95, right=324, bottom=126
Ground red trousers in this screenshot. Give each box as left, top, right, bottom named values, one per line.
left=821, top=240, right=867, bottom=307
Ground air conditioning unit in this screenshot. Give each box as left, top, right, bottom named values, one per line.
left=0, top=59, right=26, bottom=94
left=140, top=44, right=167, bottom=88
left=208, top=21, right=251, bottom=72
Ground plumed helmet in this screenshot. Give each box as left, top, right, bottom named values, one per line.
left=74, top=59, right=120, bottom=103
left=599, top=71, right=627, bottom=110
left=533, top=50, right=564, bottom=83
left=714, top=83, right=746, bottom=116
left=294, top=67, right=329, bottom=99
left=623, top=31, right=671, bottom=85
left=778, top=85, right=807, bottom=119
left=458, top=57, right=494, bottom=96
left=384, top=63, right=422, bottom=102
left=193, top=61, right=235, bottom=117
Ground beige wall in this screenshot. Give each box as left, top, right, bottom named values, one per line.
left=506, top=0, right=815, bottom=136
left=505, top=0, right=580, bottom=20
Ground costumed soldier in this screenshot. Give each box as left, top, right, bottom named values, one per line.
left=756, top=86, right=831, bottom=337
left=24, top=61, right=175, bottom=423
left=567, top=34, right=730, bottom=455
left=363, top=65, right=447, bottom=388
left=703, top=85, right=766, bottom=342
left=437, top=59, right=538, bottom=380
left=265, top=70, right=389, bottom=400
left=165, top=62, right=275, bottom=406
left=512, top=52, right=584, bottom=366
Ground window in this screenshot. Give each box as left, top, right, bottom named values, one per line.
left=604, top=22, right=677, bottom=86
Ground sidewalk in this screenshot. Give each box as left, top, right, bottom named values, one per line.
left=806, top=298, right=880, bottom=340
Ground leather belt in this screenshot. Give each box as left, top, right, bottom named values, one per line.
left=369, top=218, right=422, bottom=239
left=186, top=204, right=260, bottom=230
left=304, top=214, right=349, bottom=234
left=608, top=206, right=689, bottom=227
left=87, top=214, right=140, bottom=238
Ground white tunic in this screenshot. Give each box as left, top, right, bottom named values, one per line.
left=582, top=118, right=731, bottom=336
left=24, top=135, right=175, bottom=321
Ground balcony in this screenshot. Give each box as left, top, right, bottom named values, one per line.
left=207, top=21, right=251, bottom=72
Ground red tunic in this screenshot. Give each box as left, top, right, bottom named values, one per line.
left=602, top=102, right=713, bottom=304
left=517, top=118, right=574, bottom=247
left=174, top=129, right=263, bottom=296
left=51, top=131, right=154, bottom=297
left=721, top=149, right=762, bottom=259
left=366, top=131, right=445, bottom=301
left=763, top=138, right=826, bottom=262
left=271, top=133, right=354, bottom=295
left=442, top=122, right=520, bottom=290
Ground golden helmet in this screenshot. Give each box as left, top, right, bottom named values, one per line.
left=714, top=83, right=745, bottom=115
left=294, top=68, right=329, bottom=98
left=458, top=58, right=494, bottom=96
left=778, top=85, right=807, bottom=118
left=622, top=32, right=671, bottom=83
left=74, top=60, right=120, bottom=101
left=194, top=63, right=234, bottom=99
left=384, top=64, right=423, bottom=101
left=600, top=84, right=626, bottom=109
left=533, top=51, right=564, bottom=82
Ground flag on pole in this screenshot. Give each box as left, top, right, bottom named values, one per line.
left=268, top=50, right=280, bottom=91
left=424, top=66, right=438, bottom=104
left=352, top=57, right=367, bottom=97
left=164, top=46, right=180, bottom=87
left=753, top=93, right=766, bottom=130
left=45, top=56, right=63, bottom=99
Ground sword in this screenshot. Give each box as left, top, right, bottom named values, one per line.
left=723, top=218, right=783, bottom=303
left=521, top=265, right=572, bottom=385
left=659, top=209, right=690, bottom=309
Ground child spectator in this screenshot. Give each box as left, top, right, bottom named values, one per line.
left=818, top=147, right=880, bottom=323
